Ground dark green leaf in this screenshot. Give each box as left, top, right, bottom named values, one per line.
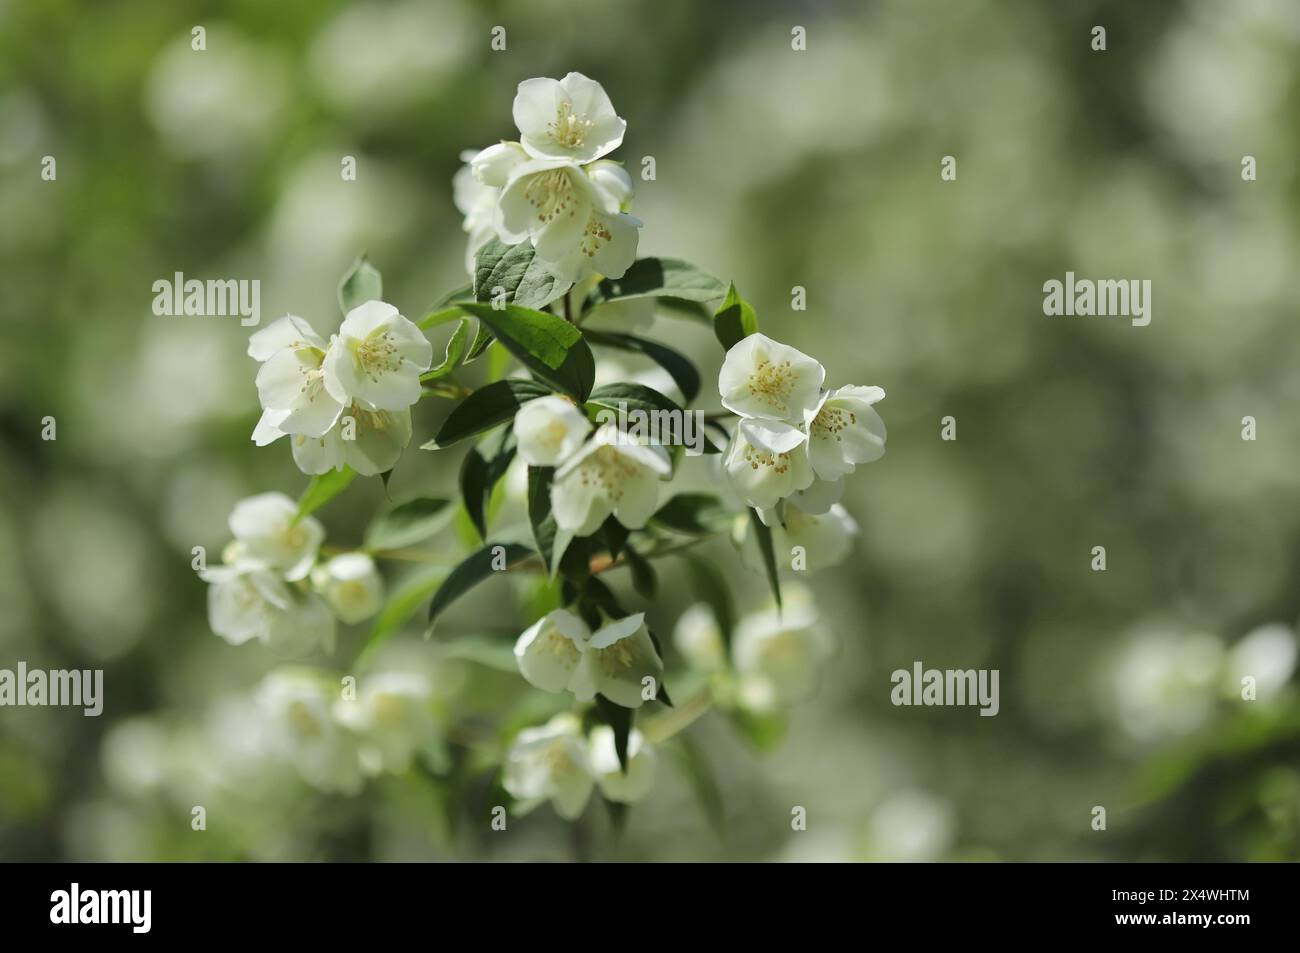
left=338, top=255, right=383, bottom=315
left=460, top=302, right=595, bottom=400
left=296, top=468, right=356, bottom=520
left=583, top=330, right=701, bottom=404
left=473, top=237, right=573, bottom=311
left=460, top=432, right=516, bottom=541
left=526, top=466, right=561, bottom=575
left=601, top=516, right=629, bottom=561
left=426, top=542, right=535, bottom=630
left=591, top=257, right=727, bottom=315
left=421, top=378, right=550, bottom=450
left=651, top=494, right=733, bottom=535
left=594, top=694, right=633, bottom=774
left=365, top=497, right=453, bottom=550
left=625, top=543, right=657, bottom=600
left=748, top=507, right=783, bottom=610
left=713, top=282, right=758, bottom=351
left=421, top=317, right=472, bottom=380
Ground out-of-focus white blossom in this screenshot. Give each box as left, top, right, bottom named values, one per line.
left=502, top=713, right=594, bottom=820
left=588, top=726, right=656, bottom=803
left=313, top=553, right=384, bottom=624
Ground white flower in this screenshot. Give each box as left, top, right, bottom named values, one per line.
left=718, top=333, right=825, bottom=423
left=514, top=610, right=664, bottom=709
left=514, top=608, right=592, bottom=695
left=469, top=140, right=527, bottom=187
left=313, top=552, right=384, bottom=624
left=257, top=670, right=362, bottom=794
left=334, top=671, right=447, bottom=775
left=781, top=476, right=844, bottom=516
left=226, top=492, right=324, bottom=580
left=737, top=503, right=859, bottom=573
left=722, top=418, right=814, bottom=511
left=247, top=314, right=326, bottom=361
left=495, top=159, right=640, bottom=281
left=582, top=613, right=665, bottom=709
left=732, top=590, right=832, bottom=705
left=502, top=713, right=594, bottom=820
left=453, top=150, right=502, bottom=274
left=323, top=300, right=433, bottom=411
left=255, top=402, right=414, bottom=477
left=584, top=160, right=633, bottom=210
left=550, top=425, right=671, bottom=535
left=673, top=604, right=727, bottom=674
left=804, top=385, right=886, bottom=481
left=512, top=72, right=626, bottom=164
left=1222, top=623, right=1297, bottom=702
left=249, top=316, right=344, bottom=438
left=588, top=726, right=656, bottom=803
left=1112, top=629, right=1223, bottom=742
left=200, top=564, right=336, bottom=656
left=512, top=395, right=591, bottom=466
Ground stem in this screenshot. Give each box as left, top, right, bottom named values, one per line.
left=641, top=688, right=713, bottom=744
left=563, top=291, right=573, bottom=323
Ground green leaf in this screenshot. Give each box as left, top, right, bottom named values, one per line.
left=460, top=302, right=594, bottom=400
left=594, top=694, right=634, bottom=774
left=651, top=494, right=733, bottom=536
left=601, top=516, right=629, bottom=561
left=358, top=563, right=449, bottom=666
left=748, top=508, right=783, bottom=610
left=672, top=734, right=726, bottom=834
left=421, top=318, right=472, bottom=381
left=421, top=378, right=550, bottom=450
left=590, top=257, right=727, bottom=315
left=526, top=466, right=559, bottom=574
left=338, top=255, right=383, bottom=315
left=680, top=552, right=735, bottom=654
left=465, top=321, right=495, bottom=363
left=365, top=497, right=453, bottom=550
left=426, top=542, right=535, bottom=630
left=296, top=468, right=357, bottom=520
left=460, top=431, right=516, bottom=541
left=473, top=237, right=573, bottom=311
left=624, top=543, right=657, bottom=600
left=586, top=381, right=681, bottom=417
left=583, top=330, right=701, bottom=404
left=713, top=282, right=758, bottom=351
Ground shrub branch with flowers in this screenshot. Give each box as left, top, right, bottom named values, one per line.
left=199, top=73, right=887, bottom=827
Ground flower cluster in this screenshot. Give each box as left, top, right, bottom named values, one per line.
left=249, top=303, right=432, bottom=476
left=256, top=668, right=447, bottom=794
left=200, top=492, right=385, bottom=655
left=454, top=72, right=640, bottom=283
left=513, top=398, right=672, bottom=538
left=502, top=713, right=656, bottom=820
left=718, top=332, right=886, bottom=521
left=513, top=609, right=664, bottom=708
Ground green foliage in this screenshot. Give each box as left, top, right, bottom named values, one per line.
left=338, top=255, right=383, bottom=314
left=365, top=497, right=454, bottom=550
left=712, top=282, right=758, bottom=351
left=583, top=329, right=701, bottom=404
left=421, top=378, right=550, bottom=449
left=473, top=237, right=573, bottom=311
left=426, top=542, right=535, bottom=632
left=459, top=302, right=595, bottom=400
left=296, top=468, right=357, bottom=520
left=587, top=257, right=727, bottom=317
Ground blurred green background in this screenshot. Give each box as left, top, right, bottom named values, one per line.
left=2, top=0, right=1300, bottom=861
